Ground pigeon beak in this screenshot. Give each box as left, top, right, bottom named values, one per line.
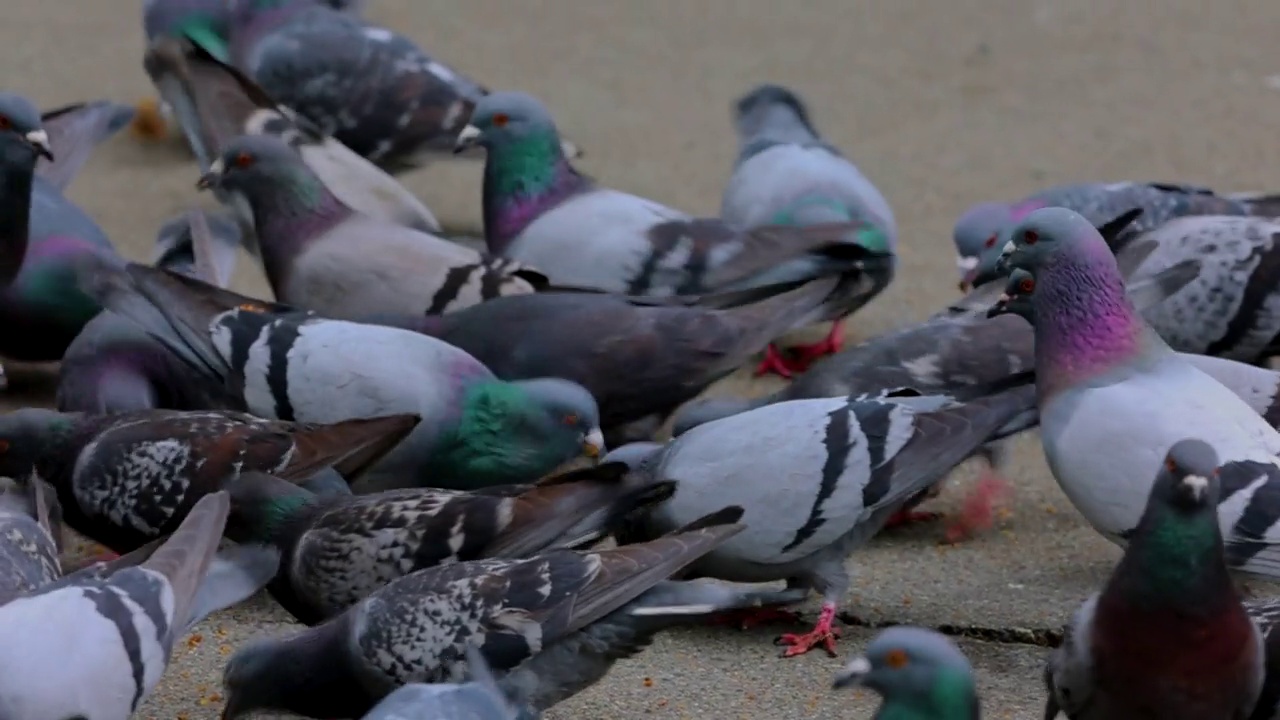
left=24, top=129, right=52, bottom=161
left=197, top=157, right=225, bottom=190
left=994, top=240, right=1017, bottom=273
left=832, top=655, right=873, bottom=689
left=581, top=428, right=605, bottom=460
left=1181, top=474, right=1210, bottom=502
left=453, top=124, right=483, bottom=154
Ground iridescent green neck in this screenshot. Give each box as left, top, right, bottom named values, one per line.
left=880, top=670, right=979, bottom=720
left=1113, top=508, right=1225, bottom=606
left=482, top=132, right=586, bottom=252
left=250, top=166, right=351, bottom=291
left=424, top=382, right=563, bottom=487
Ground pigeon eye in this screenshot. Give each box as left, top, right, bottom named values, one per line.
left=491, top=113, right=510, bottom=128
left=0, top=439, right=9, bottom=453
left=0, top=115, right=10, bottom=131
left=562, top=413, right=579, bottom=426
left=1165, top=458, right=1177, bottom=472
left=983, top=234, right=997, bottom=248
left=1017, top=277, right=1035, bottom=294
left=885, top=649, right=909, bottom=669
left=233, top=151, right=255, bottom=168
left=1023, top=230, right=1039, bottom=244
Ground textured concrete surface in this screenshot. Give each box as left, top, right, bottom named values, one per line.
left=4, top=0, right=1280, bottom=717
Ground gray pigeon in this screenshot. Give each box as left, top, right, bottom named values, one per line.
left=0, top=473, right=61, bottom=604
left=57, top=208, right=241, bottom=413
left=1044, top=439, right=1265, bottom=720
left=459, top=92, right=895, bottom=374
left=222, top=464, right=673, bottom=624
left=220, top=506, right=806, bottom=718
left=361, top=646, right=538, bottom=720
left=971, top=211, right=1280, bottom=364
left=142, top=35, right=442, bottom=234
left=219, top=0, right=579, bottom=169
left=78, top=262, right=606, bottom=491
left=953, top=181, right=1280, bottom=286
left=722, top=84, right=897, bottom=376
left=0, top=491, right=279, bottom=720
left=832, top=626, right=980, bottom=720
left=198, top=134, right=548, bottom=319
left=606, top=382, right=1035, bottom=658
left=990, top=206, right=1280, bottom=577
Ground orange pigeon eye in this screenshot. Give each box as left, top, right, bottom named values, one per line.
left=885, top=649, right=909, bottom=669
left=1166, top=458, right=1177, bottom=472
left=1017, top=277, right=1035, bottom=294
left=563, top=414, right=579, bottom=426
left=233, top=151, right=255, bottom=168
left=983, top=234, right=997, bottom=248
left=0, top=116, right=11, bottom=131
left=1023, top=230, right=1039, bottom=244
left=491, top=113, right=510, bottom=128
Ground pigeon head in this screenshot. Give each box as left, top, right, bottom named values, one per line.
left=455, top=91, right=565, bottom=155
left=222, top=636, right=289, bottom=719
left=985, top=268, right=1035, bottom=323
left=953, top=199, right=1050, bottom=290
left=0, top=409, right=78, bottom=480
left=996, top=206, right=1110, bottom=275
left=142, top=0, right=231, bottom=46
left=832, top=626, right=979, bottom=719
left=197, top=135, right=310, bottom=196
left=1152, top=439, right=1220, bottom=513
left=0, top=93, right=52, bottom=166
left=443, top=378, right=605, bottom=486
left=731, top=83, right=820, bottom=141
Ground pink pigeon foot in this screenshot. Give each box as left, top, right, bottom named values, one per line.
left=708, top=606, right=805, bottom=630
left=754, top=343, right=799, bottom=379
left=942, top=470, right=1012, bottom=544
left=884, top=508, right=946, bottom=529
left=776, top=603, right=842, bottom=658
left=789, top=323, right=846, bottom=371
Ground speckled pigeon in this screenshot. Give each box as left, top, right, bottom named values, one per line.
left=57, top=208, right=242, bottom=414
left=721, top=83, right=897, bottom=376
left=361, top=645, right=539, bottom=720
left=0, top=407, right=418, bottom=552
left=605, top=382, right=1036, bottom=658
left=222, top=463, right=674, bottom=624
left=215, top=0, right=579, bottom=169
left=0, top=93, right=126, bottom=383
left=989, top=206, right=1280, bottom=576
left=832, top=626, right=980, bottom=720
left=953, top=181, right=1280, bottom=286
left=1044, top=439, right=1266, bottom=720
left=0, top=491, right=279, bottom=720
left=0, top=473, right=62, bottom=604
left=143, top=35, right=442, bottom=234
left=197, top=134, right=546, bottom=318
left=78, top=262, right=606, bottom=491
left=219, top=506, right=808, bottom=717
left=373, top=276, right=859, bottom=442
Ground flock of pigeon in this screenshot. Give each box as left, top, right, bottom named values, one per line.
left=2, top=0, right=1280, bottom=719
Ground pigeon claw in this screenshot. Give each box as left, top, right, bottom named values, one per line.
left=789, top=322, right=846, bottom=372
left=775, top=604, right=841, bottom=658
left=941, top=470, right=1012, bottom=544
left=707, top=606, right=803, bottom=630
left=884, top=508, right=945, bottom=529
left=753, top=344, right=799, bottom=379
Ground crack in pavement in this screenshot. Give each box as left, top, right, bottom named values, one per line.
left=837, top=612, right=1064, bottom=648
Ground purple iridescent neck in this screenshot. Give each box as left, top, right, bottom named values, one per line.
left=1009, top=198, right=1048, bottom=223
left=482, top=134, right=589, bottom=254
left=1030, top=244, right=1154, bottom=403
left=249, top=177, right=352, bottom=292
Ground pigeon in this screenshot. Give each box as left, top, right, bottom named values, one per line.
left=37, top=100, right=135, bottom=194
left=668, top=252, right=1200, bottom=542
left=990, top=206, right=1280, bottom=576
left=197, top=134, right=547, bottom=318
left=57, top=208, right=242, bottom=414
left=953, top=181, right=1280, bottom=287
left=1044, top=439, right=1265, bottom=720
left=220, top=506, right=807, bottom=717
left=0, top=94, right=125, bottom=380
left=371, top=276, right=860, bottom=440
left=78, top=262, right=607, bottom=491
left=832, top=626, right=980, bottom=720
left=142, top=35, right=443, bottom=234
left=605, top=381, right=1036, bottom=658
left=217, top=0, right=579, bottom=169
left=222, top=463, right=674, bottom=624
left=0, top=491, right=279, bottom=720
left=0, top=473, right=62, bottom=604
left=722, top=84, right=897, bottom=376
left=0, top=93, right=54, bottom=287
left=361, top=645, right=539, bottom=720
left=0, top=407, right=419, bottom=552
left=459, top=92, right=894, bottom=365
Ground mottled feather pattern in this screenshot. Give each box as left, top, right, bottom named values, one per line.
left=241, top=8, right=483, bottom=164
left=1127, top=217, right=1280, bottom=361
left=0, top=482, right=60, bottom=602
left=291, top=489, right=511, bottom=616
left=1215, top=459, right=1280, bottom=577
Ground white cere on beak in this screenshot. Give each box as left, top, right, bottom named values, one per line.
left=207, top=157, right=226, bottom=175
left=955, top=255, right=979, bottom=273
left=1181, top=474, right=1209, bottom=501
left=1001, top=240, right=1017, bottom=256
